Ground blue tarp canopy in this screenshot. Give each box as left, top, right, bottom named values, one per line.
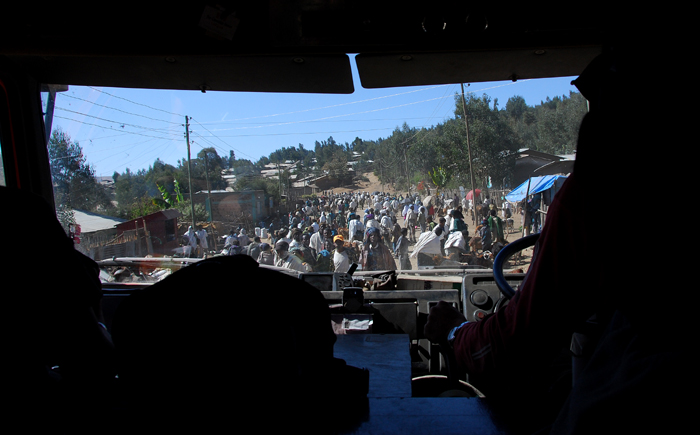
left=505, top=175, right=568, bottom=202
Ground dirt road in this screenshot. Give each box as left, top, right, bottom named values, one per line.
left=305, top=171, right=534, bottom=271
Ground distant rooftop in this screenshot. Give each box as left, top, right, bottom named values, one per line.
left=73, top=209, right=125, bottom=233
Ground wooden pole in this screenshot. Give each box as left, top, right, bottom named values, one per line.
left=185, top=116, right=196, bottom=227
left=461, top=83, right=478, bottom=225
left=204, top=152, right=212, bottom=222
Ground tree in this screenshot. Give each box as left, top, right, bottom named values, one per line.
left=228, top=150, right=236, bottom=168
left=532, top=92, right=588, bottom=154
left=235, top=176, right=280, bottom=199
left=174, top=199, right=208, bottom=226
left=114, top=168, right=151, bottom=219
left=303, top=154, right=315, bottom=177
left=255, top=156, right=270, bottom=168
left=506, top=95, right=528, bottom=121
left=448, top=93, right=521, bottom=190
left=314, top=136, right=344, bottom=169
left=375, top=123, right=417, bottom=190
left=127, top=195, right=165, bottom=220
left=429, top=166, right=450, bottom=196
left=195, top=147, right=226, bottom=191
left=322, top=150, right=351, bottom=185
left=232, top=159, right=257, bottom=178
left=48, top=129, right=113, bottom=224
left=175, top=148, right=225, bottom=194
left=408, top=128, right=441, bottom=178
left=152, top=179, right=184, bottom=209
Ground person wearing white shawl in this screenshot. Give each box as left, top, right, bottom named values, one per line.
left=443, top=230, right=467, bottom=255
left=445, top=209, right=453, bottom=233
left=366, top=216, right=381, bottom=230
left=238, top=228, right=250, bottom=246
left=410, top=227, right=444, bottom=259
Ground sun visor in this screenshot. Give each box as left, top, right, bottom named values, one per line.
left=8, top=54, right=355, bottom=94
left=355, top=47, right=601, bottom=89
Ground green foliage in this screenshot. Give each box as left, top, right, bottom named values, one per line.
left=48, top=128, right=113, bottom=214
left=374, top=123, right=417, bottom=190
left=232, top=159, right=257, bottom=177
left=153, top=179, right=183, bottom=209
left=235, top=175, right=280, bottom=199
left=153, top=183, right=171, bottom=209
left=314, top=136, right=345, bottom=169
left=113, top=148, right=228, bottom=220
left=505, top=95, right=528, bottom=120
left=443, top=93, right=521, bottom=189
left=429, top=167, right=450, bottom=190
left=174, top=199, right=208, bottom=225
left=195, top=147, right=226, bottom=190
left=114, top=168, right=149, bottom=218
left=176, top=147, right=226, bottom=193
left=56, top=203, right=76, bottom=235
left=322, top=149, right=352, bottom=185
left=128, top=195, right=164, bottom=220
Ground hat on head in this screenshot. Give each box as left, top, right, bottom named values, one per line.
left=333, top=235, right=344, bottom=243
left=366, top=227, right=380, bottom=237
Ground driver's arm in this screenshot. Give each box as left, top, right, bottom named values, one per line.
left=424, top=172, right=597, bottom=386
left=423, top=301, right=467, bottom=344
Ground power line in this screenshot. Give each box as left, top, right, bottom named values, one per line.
left=55, top=79, right=533, bottom=174
left=193, top=116, right=451, bottom=127
left=87, top=86, right=187, bottom=118
left=53, top=114, right=181, bottom=141
left=203, top=94, right=457, bottom=134
left=188, top=118, right=256, bottom=160
left=111, top=140, right=178, bottom=173
left=198, top=127, right=395, bottom=138
left=219, top=84, right=452, bottom=122
left=59, top=93, right=183, bottom=126
left=195, top=81, right=519, bottom=134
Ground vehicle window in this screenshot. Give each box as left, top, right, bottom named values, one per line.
left=0, top=143, right=5, bottom=186
left=42, top=58, right=586, bottom=281
left=1, top=80, right=7, bottom=187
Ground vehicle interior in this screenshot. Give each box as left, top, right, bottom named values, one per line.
left=2, top=3, right=687, bottom=433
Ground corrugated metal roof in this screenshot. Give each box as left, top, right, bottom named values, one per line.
left=73, top=209, right=126, bottom=233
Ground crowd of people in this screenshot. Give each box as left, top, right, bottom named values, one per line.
left=207, top=190, right=525, bottom=274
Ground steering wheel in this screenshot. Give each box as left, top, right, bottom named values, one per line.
left=492, top=234, right=540, bottom=299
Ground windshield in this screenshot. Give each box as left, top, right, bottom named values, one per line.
left=41, top=56, right=586, bottom=283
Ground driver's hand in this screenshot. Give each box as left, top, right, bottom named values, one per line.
left=424, top=301, right=467, bottom=344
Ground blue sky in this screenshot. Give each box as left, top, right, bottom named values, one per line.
left=48, top=54, right=579, bottom=177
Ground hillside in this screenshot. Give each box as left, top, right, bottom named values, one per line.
left=332, top=172, right=394, bottom=194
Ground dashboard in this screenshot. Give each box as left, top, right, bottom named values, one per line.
left=462, top=273, right=526, bottom=322
left=299, top=272, right=356, bottom=292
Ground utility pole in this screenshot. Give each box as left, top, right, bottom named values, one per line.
left=203, top=151, right=212, bottom=222
left=460, top=83, right=478, bottom=225
left=277, top=160, right=282, bottom=211
left=380, top=159, right=384, bottom=192
left=185, top=116, right=196, bottom=227
left=42, top=84, right=69, bottom=146
left=404, top=145, right=411, bottom=196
